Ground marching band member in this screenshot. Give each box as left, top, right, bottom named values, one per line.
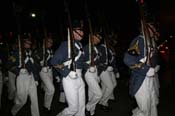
left=51, top=20, right=85, bottom=116
left=11, top=38, right=40, bottom=116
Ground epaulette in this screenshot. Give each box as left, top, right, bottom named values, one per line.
left=127, top=40, right=140, bottom=56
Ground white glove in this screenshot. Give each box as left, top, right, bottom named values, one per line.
left=146, top=67, right=155, bottom=77
left=89, top=66, right=96, bottom=73
left=154, top=65, right=160, bottom=72
left=41, top=66, right=48, bottom=73
left=19, top=68, right=28, bottom=74
left=107, top=66, right=113, bottom=72
left=40, top=60, right=44, bottom=67
left=18, top=64, right=22, bottom=68
left=63, top=59, right=72, bottom=66
left=68, top=71, right=78, bottom=79
left=116, top=72, right=120, bottom=79
left=139, top=56, right=147, bottom=63
left=56, top=76, right=61, bottom=83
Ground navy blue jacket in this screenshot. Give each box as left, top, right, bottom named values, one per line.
left=108, top=48, right=119, bottom=73
left=96, top=44, right=108, bottom=76
left=50, top=40, right=84, bottom=78
left=10, top=49, right=40, bottom=81
left=123, top=35, right=151, bottom=96
left=82, top=44, right=99, bottom=72
left=34, top=48, right=60, bottom=78
left=22, top=49, right=40, bottom=81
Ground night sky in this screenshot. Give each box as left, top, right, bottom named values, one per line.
left=1, top=0, right=175, bottom=65
left=0, top=0, right=174, bottom=44
left=0, top=0, right=160, bottom=32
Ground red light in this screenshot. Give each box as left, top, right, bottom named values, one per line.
left=140, top=0, right=144, bottom=4
left=9, top=32, right=13, bottom=38
left=160, top=51, right=165, bottom=54
left=138, top=0, right=144, bottom=4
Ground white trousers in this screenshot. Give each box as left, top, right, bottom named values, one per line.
left=108, top=71, right=117, bottom=100
left=133, top=76, right=158, bottom=116
left=11, top=73, right=40, bottom=116
left=153, top=73, right=160, bottom=100
left=8, top=71, right=16, bottom=100
left=57, top=69, right=85, bottom=116
left=59, top=91, right=66, bottom=103
left=0, top=71, right=2, bottom=109
left=99, top=70, right=114, bottom=106
left=85, top=68, right=102, bottom=115
left=40, top=68, right=55, bottom=110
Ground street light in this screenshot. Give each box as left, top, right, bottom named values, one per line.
left=30, top=12, right=36, bottom=18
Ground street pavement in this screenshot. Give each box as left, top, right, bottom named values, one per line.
left=0, top=68, right=175, bottom=116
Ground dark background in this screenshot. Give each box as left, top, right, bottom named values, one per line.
left=0, top=0, right=174, bottom=54
left=0, top=1, right=175, bottom=116
left=0, top=0, right=161, bottom=35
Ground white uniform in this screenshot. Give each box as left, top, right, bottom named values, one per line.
left=83, top=44, right=102, bottom=115
left=108, top=49, right=118, bottom=100
left=51, top=41, right=85, bottom=116
left=11, top=72, right=40, bottom=116
left=8, top=71, right=16, bottom=100
left=11, top=49, right=40, bottom=116
left=85, top=67, right=102, bottom=116
left=108, top=69, right=117, bottom=100
left=133, top=76, right=158, bottom=116
left=153, top=65, right=160, bottom=105
left=97, top=44, right=115, bottom=107
left=39, top=49, right=55, bottom=110
left=99, top=70, right=114, bottom=106
left=58, top=69, right=85, bottom=116
left=40, top=67, right=55, bottom=110
left=123, top=34, right=159, bottom=116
